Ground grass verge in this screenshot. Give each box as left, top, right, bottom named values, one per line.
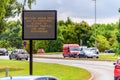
left=98, top=53, right=119, bottom=61
left=0, top=59, right=91, bottom=80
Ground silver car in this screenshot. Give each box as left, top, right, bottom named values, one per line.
left=0, top=48, right=8, bottom=56
left=9, top=49, right=28, bottom=60
left=0, top=76, right=58, bottom=80
left=83, top=48, right=99, bottom=58
left=88, top=47, right=99, bottom=54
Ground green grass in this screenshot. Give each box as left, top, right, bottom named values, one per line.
left=98, top=53, right=119, bottom=61
left=0, top=59, right=91, bottom=80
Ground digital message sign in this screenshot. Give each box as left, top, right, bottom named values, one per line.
left=22, top=10, right=57, bottom=40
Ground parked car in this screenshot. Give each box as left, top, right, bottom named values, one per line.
left=0, top=76, right=58, bottom=80
left=62, top=44, right=80, bottom=58
left=105, top=50, right=114, bottom=53
left=113, top=59, right=120, bottom=80
left=37, top=49, right=45, bottom=54
left=78, top=50, right=86, bottom=58
left=0, top=48, right=8, bottom=56
left=88, top=47, right=99, bottom=54
left=9, top=49, right=28, bottom=60
left=78, top=48, right=99, bottom=58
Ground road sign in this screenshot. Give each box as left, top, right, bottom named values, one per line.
left=23, top=41, right=26, bottom=47
left=22, top=10, right=57, bottom=40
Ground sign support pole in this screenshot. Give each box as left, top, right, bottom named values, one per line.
left=29, top=40, right=33, bottom=75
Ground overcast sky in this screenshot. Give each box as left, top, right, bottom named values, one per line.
left=28, top=0, right=120, bottom=25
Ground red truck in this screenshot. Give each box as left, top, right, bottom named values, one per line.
left=62, top=44, right=80, bottom=58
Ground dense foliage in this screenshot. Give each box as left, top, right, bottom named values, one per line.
left=0, top=17, right=119, bottom=53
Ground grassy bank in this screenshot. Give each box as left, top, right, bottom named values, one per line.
left=99, top=53, right=119, bottom=61
left=0, top=59, right=91, bottom=80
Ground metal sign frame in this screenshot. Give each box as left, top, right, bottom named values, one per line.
left=22, top=10, right=57, bottom=40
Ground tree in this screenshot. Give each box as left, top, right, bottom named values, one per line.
left=22, top=0, right=36, bottom=9
left=0, top=0, right=36, bottom=33
left=65, top=17, right=74, bottom=26
left=0, top=20, right=22, bottom=48
left=74, top=21, right=92, bottom=46
left=58, top=20, right=65, bottom=26
left=96, top=35, right=110, bottom=52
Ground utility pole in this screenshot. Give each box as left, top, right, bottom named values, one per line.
left=92, top=0, right=97, bottom=48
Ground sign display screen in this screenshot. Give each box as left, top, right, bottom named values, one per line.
left=22, top=10, right=57, bottom=40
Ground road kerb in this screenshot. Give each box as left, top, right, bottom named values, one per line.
left=89, top=73, right=94, bottom=80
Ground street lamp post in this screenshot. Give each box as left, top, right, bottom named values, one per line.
left=93, top=0, right=97, bottom=48
left=118, top=8, right=120, bottom=33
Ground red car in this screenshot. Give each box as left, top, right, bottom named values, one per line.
left=37, top=49, right=45, bottom=54
left=114, top=59, right=120, bottom=80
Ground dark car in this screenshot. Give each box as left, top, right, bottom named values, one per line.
left=9, top=49, right=28, bottom=60
left=0, top=76, right=58, bottom=80
left=105, top=50, right=114, bottom=53
left=0, top=48, right=8, bottom=56
left=113, top=59, right=120, bottom=80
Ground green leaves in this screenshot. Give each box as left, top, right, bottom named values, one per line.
left=119, top=8, right=120, bottom=12
left=0, top=0, right=9, bottom=20
left=0, top=0, right=36, bottom=33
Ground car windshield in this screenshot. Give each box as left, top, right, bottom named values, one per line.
left=70, top=47, right=80, bottom=51
left=12, top=49, right=27, bottom=54
left=83, top=48, right=91, bottom=51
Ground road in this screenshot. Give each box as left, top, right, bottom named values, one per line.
left=0, top=56, right=114, bottom=80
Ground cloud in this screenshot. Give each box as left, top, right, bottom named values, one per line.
left=27, top=0, right=120, bottom=24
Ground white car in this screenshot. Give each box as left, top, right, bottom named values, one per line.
left=0, top=76, right=58, bottom=80
left=88, top=47, right=99, bottom=54
left=83, top=48, right=99, bottom=58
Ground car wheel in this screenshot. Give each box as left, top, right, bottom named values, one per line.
left=96, top=56, right=99, bottom=59
left=78, top=55, right=81, bottom=58
left=16, top=57, right=19, bottom=60
left=114, top=77, right=118, bottom=80
left=26, top=58, right=28, bottom=60
left=63, top=54, right=66, bottom=58
left=16, top=57, right=20, bottom=60
left=9, top=57, right=12, bottom=60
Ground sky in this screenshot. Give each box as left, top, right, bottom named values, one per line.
left=23, top=0, right=120, bottom=25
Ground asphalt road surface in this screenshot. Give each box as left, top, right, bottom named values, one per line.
left=0, top=56, right=114, bottom=80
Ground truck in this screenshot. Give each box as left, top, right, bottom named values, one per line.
left=62, top=44, right=80, bottom=58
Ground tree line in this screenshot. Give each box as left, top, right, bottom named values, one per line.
left=0, top=17, right=120, bottom=53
